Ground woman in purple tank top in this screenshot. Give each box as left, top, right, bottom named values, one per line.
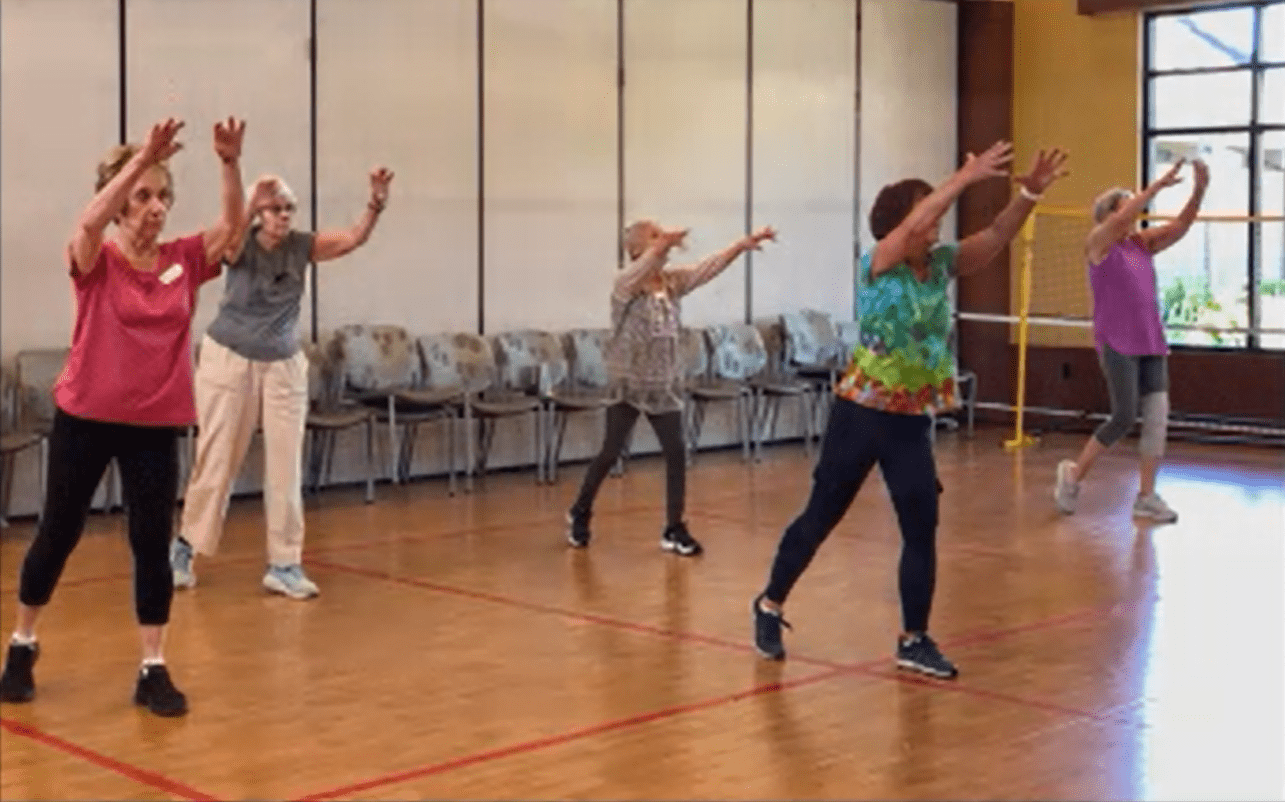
left=1054, top=158, right=1208, bottom=523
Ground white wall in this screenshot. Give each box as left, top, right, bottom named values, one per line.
left=858, top=0, right=958, bottom=278
left=0, top=0, right=959, bottom=516
left=750, top=0, right=858, bottom=322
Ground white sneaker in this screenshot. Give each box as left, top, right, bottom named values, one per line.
left=171, top=538, right=196, bottom=589
left=1054, top=460, right=1080, bottom=514
left=263, top=565, right=320, bottom=599
left=1132, top=493, right=1178, bottom=523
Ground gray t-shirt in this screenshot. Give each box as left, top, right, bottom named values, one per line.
left=206, top=227, right=315, bottom=361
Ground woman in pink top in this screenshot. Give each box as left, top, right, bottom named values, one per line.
left=0, top=117, right=246, bottom=717
left=1054, top=158, right=1208, bottom=523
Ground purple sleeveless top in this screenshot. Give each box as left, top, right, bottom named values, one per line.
left=1088, top=236, right=1168, bottom=356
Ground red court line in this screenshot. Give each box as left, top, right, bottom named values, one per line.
left=291, top=666, right=848, bottom=802
left=857, top=669, right=1107, bottom=720
left=0, top=717, right=218, bottom=802
left=304, top=557, right=845, bottom=670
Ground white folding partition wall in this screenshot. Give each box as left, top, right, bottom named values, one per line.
left=0, top=0, right=963, bottom=510
left=315, top=0, right=478, bottom=336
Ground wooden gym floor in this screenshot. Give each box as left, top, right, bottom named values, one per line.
left=1, top=429, right=1282, bottom=801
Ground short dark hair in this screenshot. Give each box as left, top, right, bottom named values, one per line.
left=869, top=178, right=932, bottom=240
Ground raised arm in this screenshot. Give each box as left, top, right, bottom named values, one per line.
left=1086, top=160, right=1185, bottom=263
left=871, top=140, right=1014, bottom=278
left=668, top=226, right=777, bottom=295
left=67, top=118, right=183, bottom=275
left=954, top=148, right=1070, bottom=277
left=614, top=227, right=688, bottom=298
left=1138, top=159, right=1208, bottom=255
left=223, top=175, right=281, bottom=265
left=311, top=167, right=393, bottom=263
left=202, top=117, right=247, bottom=267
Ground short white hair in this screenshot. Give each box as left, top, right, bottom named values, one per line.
left=1091, top=187, right=1131, bottom=224
left=248, top=175, right=297, bottom=207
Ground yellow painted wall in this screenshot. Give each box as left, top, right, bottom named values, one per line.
left=1011, top=0, right=1140, bottom=346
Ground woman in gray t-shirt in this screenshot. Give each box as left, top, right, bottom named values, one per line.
left=566, top=220, right=776, bottom=556
left=172, top=168, right=393, bottom=599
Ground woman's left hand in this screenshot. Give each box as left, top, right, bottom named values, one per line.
left=748, top=225, right=777, bottom=249
left=1015, top=148, right=1070, bottom=195
left=213, top=116, right=246, bottom=163
left=369, top=167, right=394, bottom=207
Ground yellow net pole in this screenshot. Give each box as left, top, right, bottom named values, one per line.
left=1004, top=213, right=1039, bottom=451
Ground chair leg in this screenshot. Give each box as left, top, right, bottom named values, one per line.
left=445, top=414, right=456, bottom=497
left=364, top=419, right=375, bottom=503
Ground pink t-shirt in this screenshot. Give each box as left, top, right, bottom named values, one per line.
left=54, top=234, right=222, bottom=427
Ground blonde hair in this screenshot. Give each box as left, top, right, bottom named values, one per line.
left=95, top=143, right=174, bottom=207
left=1091, top=187, right=1131, bottom=224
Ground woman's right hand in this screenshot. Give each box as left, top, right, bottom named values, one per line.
left=960, top=140, right=1014, bottom=184
left=140, top=118, right=184, bottom=165
left=1154, top=158, right=1186, bottom=189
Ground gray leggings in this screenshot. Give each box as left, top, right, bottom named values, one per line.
left=572, top=402, right=686, bottom=526
left=1094, top=345, right=1170, bottom=457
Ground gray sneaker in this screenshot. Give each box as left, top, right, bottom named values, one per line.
left=1132, top=493, right=1178, bottom=523
left=171, top=537, right=196, bottom=589
left=1054, top=460, right=1080, bottom=514
left=263, top=564, right=320, bottom=599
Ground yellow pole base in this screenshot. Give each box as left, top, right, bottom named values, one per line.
left=1003, top=434, right=1039, bottom=451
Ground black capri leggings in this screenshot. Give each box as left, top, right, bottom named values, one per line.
left=18, top=409, right=180, bottom=625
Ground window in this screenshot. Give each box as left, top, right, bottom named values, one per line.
left=1143, top=1, right=1285, bottom=349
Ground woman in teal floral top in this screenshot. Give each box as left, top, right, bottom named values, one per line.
left=751, top=141, right=1069, bottom=678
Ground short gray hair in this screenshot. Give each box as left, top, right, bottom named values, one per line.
left=1091, top=187, right=1131, bottom=224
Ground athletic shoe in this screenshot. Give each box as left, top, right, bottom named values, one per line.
left=566, top=509, right=591, bottom=548
left=752, top=593, right=791, bottom=660
left=896, top=633, right=958, bottom=679
left=171, top=537, right=196, bottom=589
left=0, top=642, right=38, bottom=703
left=134, top=664, right=187, bottom=717
left=1133, top=493, right=1178, bottom=523
left=263, top=565, right=320, bottom=599
left=660, top=522, right=702, bottom=556
left=1054, top=459, right=1080, bottom=514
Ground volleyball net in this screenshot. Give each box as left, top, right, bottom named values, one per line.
left=957, top=207, right=1285, bottom=449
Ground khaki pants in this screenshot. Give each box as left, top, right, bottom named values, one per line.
left=181, top=336, right=309, bottom=566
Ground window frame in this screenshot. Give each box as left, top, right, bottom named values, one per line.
left=1141, top=0, right=1285, bottom=351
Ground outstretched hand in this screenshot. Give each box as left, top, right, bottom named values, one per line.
left=141, top=118, right=184, bottom=165
left=747, top=226, right=777, bottom=250
left=369, top=166, right=394, bottom=206
left=212, top=116, right=245, bottom=163
left=1016, top=148, right=1070, bottom=195
left=1156, top=158, right=1186, bottom=189
left=961, top=140, right=1014, bottom=184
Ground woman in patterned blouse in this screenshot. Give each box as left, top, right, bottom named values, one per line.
left=566, top=220, right=776, bottom=556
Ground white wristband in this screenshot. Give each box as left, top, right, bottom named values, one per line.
left=1019, top=186, right=1042, bottom=202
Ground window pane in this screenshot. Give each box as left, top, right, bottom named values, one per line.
left=1148, top=133, right=1249, bottom=216
left=1259, top=68, right=1284, bottom=125
left=1150, top=7, right=1254, bottom=71
left=1256, top=131, right=1285, bottom=348
left=1155, top=222, right=1249, bottom=348
left=1150, top=72, right=1252, bottom=129
left=1261, top=2, right=1285, bottom=64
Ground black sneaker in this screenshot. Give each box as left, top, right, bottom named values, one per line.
left=133, top=664, right=188, bottom=717
left=752, top=594, right=791, bottom=660
left=660, top=522, right=703, bottom=556
left=0, top=642, right=38, bottom=703
left=566, top=509, right=591, bottom=548
left=896, top=633, right=958, bottom=679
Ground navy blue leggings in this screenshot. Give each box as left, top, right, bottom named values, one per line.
left=763, top=397, right=940, bottom=633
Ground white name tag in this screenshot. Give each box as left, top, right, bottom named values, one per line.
left=158, top=263, right=184, bottom=285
